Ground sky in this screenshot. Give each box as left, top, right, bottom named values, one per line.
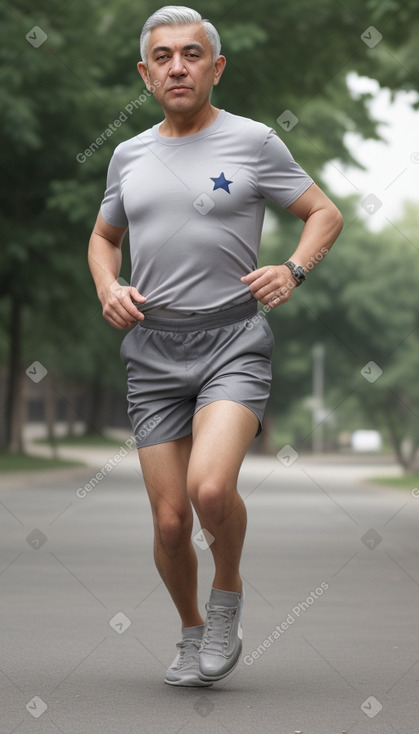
left=323, top=73, right=419, bottom=231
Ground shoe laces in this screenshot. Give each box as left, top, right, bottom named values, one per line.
left=201, top=604, right=236, bottom=653
left=175, top=638, right=200, bottom=666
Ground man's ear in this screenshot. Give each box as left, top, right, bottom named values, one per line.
left=137, top=61, right=151, bottom=90
left=213, top=55, right=226, bottom=86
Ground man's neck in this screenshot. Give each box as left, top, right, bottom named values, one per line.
left=158, top=105, right=220, bottom=138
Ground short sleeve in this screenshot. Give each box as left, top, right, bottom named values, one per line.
left=256, top=130, right=314, bottom=208
left=100, top=151, right=128, bottom=228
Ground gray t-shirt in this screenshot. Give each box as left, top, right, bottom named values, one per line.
left=100, top=109, right=314, bottom=317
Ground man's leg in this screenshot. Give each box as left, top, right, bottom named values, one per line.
left=187, top=400, right=259, bottom=593
left=186, top=399, right=258, bottom=681
left=138, top=435, right=204, bottom=628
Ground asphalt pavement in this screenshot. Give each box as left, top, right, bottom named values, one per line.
left=1, top=451, right=418, bottom=734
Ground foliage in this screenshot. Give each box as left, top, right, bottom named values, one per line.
left=1, top=0, right=419, bottom=460
left=0, top=453, right=84, bottom=472
left=369, top=474, right=419, bottom=490
left=264, top=199, right=419, bottom=467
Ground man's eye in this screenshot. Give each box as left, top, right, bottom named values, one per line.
left=186, top=53, right=199, bottom=58
left=156, top=55, right=168, bottom=61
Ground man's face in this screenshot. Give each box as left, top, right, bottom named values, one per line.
left=138, top=23, right=225, bottom=115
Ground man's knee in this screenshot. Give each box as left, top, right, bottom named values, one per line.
left=154, top=506, right=192, bottom=550
left=188, top=479, right=230, bottom=523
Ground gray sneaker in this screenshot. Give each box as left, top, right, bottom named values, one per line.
left=199, top=587, right=244, bottom=681
left=165, top=627, right=213, bottom=687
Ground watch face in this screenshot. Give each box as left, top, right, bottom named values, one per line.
left=284, top=260, right=305, bottom=285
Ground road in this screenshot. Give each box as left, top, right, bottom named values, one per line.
left=1, top=452, right=418, bottom=733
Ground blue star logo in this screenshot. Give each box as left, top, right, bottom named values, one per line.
left=210, top=172, right=233, bottom=194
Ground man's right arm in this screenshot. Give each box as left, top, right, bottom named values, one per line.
left=88, top=211, right=146, bottom=330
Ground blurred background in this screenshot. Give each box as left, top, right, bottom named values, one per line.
left=1, top=0, right=419, bottom=476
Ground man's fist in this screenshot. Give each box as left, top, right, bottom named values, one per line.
left=101, top=280, right=146, bottom=329
left=241, top=265, right=296, bottom=307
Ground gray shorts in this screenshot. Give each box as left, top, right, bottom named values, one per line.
left=119, top=299, right=274, bottom=448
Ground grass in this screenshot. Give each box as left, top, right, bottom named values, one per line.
left=369, top=474, right=419, bottom=490
left=0, top=453, right=85, bottom=473
left=34, top=433, right=125, bottom=447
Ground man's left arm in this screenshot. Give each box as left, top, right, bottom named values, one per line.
left=241, top=184, right=343, bottom=307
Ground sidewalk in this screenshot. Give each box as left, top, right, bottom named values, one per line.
left=21, top=421, right=403, bottom=483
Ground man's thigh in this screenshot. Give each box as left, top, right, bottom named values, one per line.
left=187, top=400, right=259, bottom=490
left=138, top=435, right=192, bottom=517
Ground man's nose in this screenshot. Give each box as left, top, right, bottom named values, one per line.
left=169, top=54, right=186, bottom=75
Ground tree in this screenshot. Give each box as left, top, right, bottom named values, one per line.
left=262, top=198, right=419, bottom=468
left=2, top=0, right=419, bottom=453
left=0, top=0, right=152, bottom=449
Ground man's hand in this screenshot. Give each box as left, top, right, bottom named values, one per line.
left=240, top=185, right=344, bottom=310
left=241, top=265, right=296, bottom=308
left=100, top=280, right=146, bottom=329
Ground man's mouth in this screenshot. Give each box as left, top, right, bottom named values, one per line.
left=168, top=86, right=192, bottom=92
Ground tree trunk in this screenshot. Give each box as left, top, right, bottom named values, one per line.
left=44, top=372, right=57, bottom=457
left=4, top=296, right=25, bottom=453
left=0, top=368, right=8, bottom=450
left=385, top=409, right=409, bottom=471
left=65, top=381, right=79, bottom=437
left=260, top=412, right=275, bottom=454
left=85, top=379, right=110, bottom=436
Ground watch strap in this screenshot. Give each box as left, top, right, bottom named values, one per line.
left=283, top=260, right=306, bottom=286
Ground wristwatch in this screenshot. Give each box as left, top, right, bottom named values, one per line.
left=283, top=260, right=306, bottom=286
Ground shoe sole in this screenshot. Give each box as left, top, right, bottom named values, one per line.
left=164, top=676, right=213, bottom=687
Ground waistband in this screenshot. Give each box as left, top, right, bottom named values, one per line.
left=139, top=299, right=258, bottom=332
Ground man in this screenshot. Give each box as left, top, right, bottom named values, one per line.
left=88, top=5, right=343, bottom=687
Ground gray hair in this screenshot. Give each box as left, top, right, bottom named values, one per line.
left=140, top=5, right=221, bottom=63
